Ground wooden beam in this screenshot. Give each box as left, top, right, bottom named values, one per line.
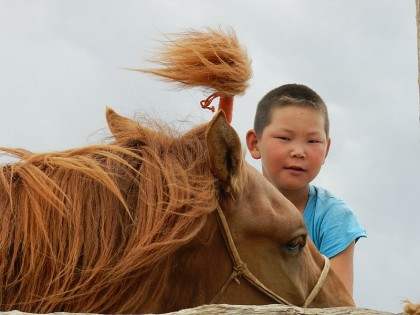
left=0, top=304, right=410, bottom=315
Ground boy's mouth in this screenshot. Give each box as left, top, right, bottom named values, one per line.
left=285, top=166, right=306, bottom=172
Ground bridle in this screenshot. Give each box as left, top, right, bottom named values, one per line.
left=211, top=204, right=330, bottom=308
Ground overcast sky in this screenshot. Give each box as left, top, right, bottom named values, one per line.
left=1, top=1, right=419, bottom=313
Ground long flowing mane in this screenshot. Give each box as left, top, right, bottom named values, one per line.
left=0, top=121, right=218, bottom=312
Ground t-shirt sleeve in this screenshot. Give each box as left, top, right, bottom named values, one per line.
left=318, top=201, right=367, bottom=258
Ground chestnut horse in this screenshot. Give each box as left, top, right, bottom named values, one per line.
left=0, top=28, right=354, bottom=313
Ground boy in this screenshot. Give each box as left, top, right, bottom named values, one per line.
left=246, top=84, right=366, bottom=296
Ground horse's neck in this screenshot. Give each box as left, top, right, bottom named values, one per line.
left=157, top=211, right=231, bottom=312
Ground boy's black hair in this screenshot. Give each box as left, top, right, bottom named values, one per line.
left=253, top=84, right=329, bottom=137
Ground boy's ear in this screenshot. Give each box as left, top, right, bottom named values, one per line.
left=246, top=129, right=261, bottom=160
left=323, top=138, right=331, bottom=163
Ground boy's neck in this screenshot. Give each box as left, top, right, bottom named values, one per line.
left=278, top=186, right=310, bottom=214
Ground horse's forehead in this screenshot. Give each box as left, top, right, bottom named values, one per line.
left=244, top=165, right=292, bottom=209
left=233, top=164, right=304, bottom=237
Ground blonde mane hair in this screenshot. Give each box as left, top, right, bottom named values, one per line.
left=0, top=121, right=218, bottom=312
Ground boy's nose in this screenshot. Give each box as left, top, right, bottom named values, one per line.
left=291, top=147, right=306, bottom=159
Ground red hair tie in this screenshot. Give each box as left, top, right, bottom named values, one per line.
left=200, top=93, right=217, bottom=112
left=200, top=93, right=234, bottom=124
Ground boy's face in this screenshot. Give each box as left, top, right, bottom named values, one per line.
left=247, top=105, right=330, bottom=192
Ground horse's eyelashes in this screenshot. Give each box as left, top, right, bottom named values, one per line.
left=284, top=235, right=306, bottom=253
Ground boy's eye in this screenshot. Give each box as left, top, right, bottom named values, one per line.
left=277, top=136, right=290, bottom=141
left=308, top=139, right=321, bottom=143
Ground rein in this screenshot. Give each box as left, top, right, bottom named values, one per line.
left=211, top=204, right=330, bottom=308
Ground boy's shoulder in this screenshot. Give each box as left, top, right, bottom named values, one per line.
left=309, top=185, right=348, bottom=210
left=306, top=185, right=354, bottom=221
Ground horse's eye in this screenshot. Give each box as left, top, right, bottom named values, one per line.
left=284, top=235, right=306, bottom=253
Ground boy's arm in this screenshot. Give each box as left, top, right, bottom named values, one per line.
left=330, top=241, right=355, bottom=296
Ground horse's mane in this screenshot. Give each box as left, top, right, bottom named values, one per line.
left=0, top=121, right=218, bottom=312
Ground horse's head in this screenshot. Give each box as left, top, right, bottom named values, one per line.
left=106, top=108, right=355, bottom=312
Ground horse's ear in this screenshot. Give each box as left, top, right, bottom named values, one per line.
left=206, top=111, right=242, bottom=187
left=106, top=107, right=143, bottom=141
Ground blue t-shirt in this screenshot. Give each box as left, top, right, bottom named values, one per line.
left=303, top=185, right=367, bottom=258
